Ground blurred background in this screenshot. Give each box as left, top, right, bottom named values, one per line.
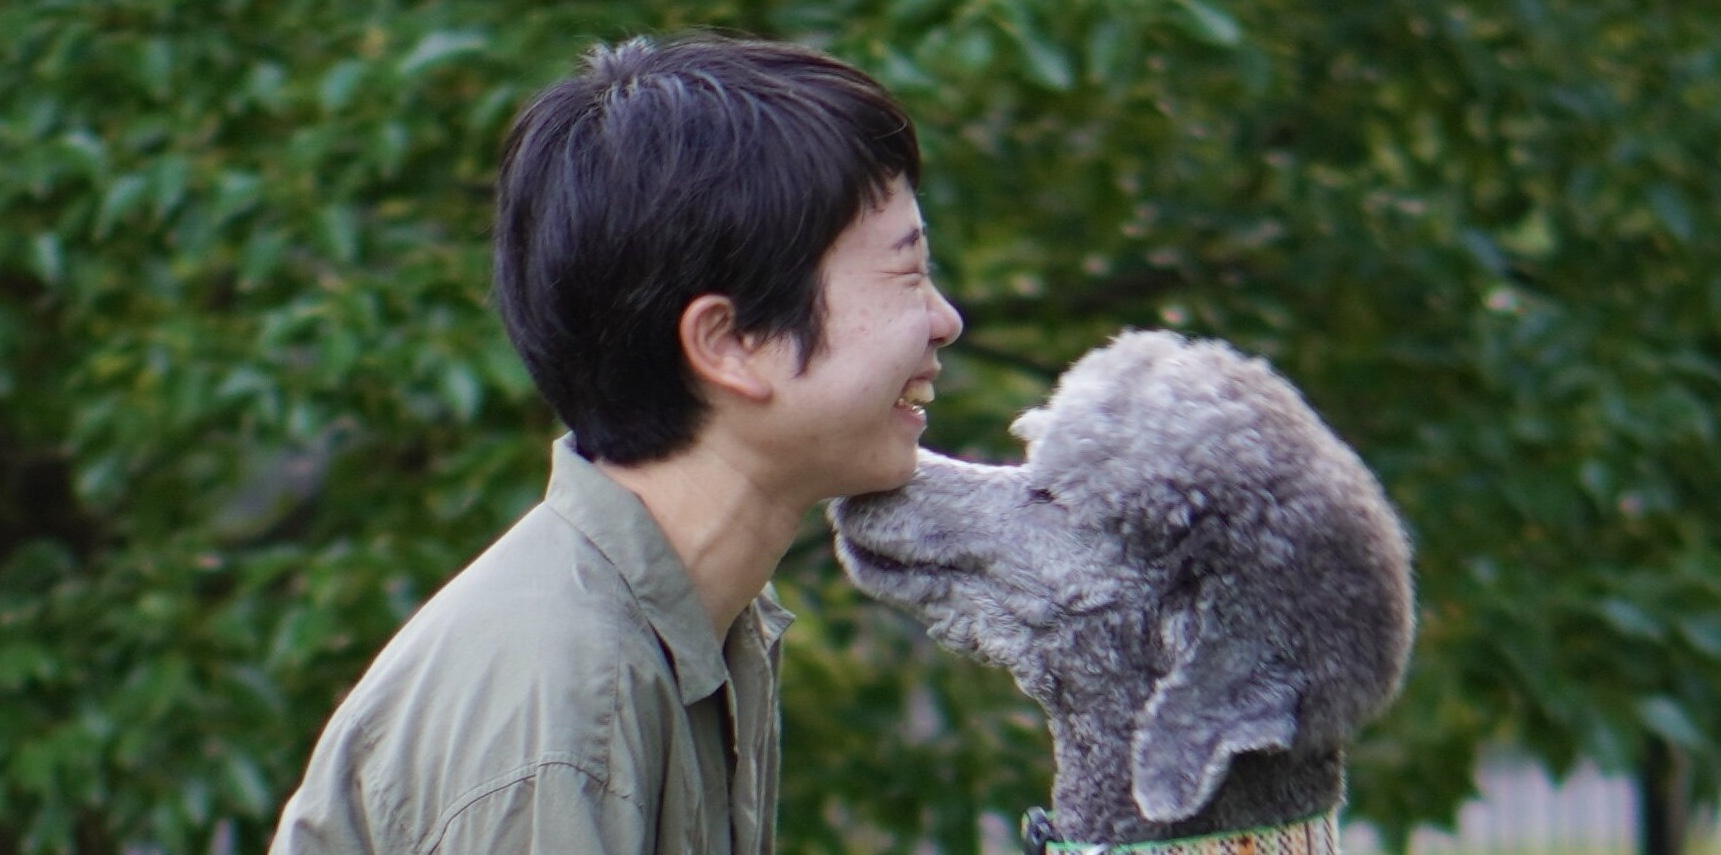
left=2, top=0, right=1719, bottom=852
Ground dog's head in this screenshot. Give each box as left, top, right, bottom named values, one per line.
left=830, top=330, right=1414, bottom=824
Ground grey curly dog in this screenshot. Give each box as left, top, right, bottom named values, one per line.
left=830, top=330, right=1415, bottom=852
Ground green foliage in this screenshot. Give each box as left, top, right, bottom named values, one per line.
left=3, top=0, right=1719, bottom=852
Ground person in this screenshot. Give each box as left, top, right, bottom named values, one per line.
left=268, top=32, right=963, bottom=854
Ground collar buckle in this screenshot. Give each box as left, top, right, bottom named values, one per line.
left=1021, top=806, right=1058, bottom=855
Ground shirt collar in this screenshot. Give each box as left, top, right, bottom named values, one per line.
left=543, top=434, right=793, bottom=705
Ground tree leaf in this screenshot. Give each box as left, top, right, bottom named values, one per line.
left=440, top=362, right=483, bottom=423
left=1678, top=614, right=1721, bottom=659
left=1637, top=696, right=1709, bottom=751
left=223, top=753, right=273, bottom=817
left=93, top=173, right=148, bottom=239
left=240, top=227, right=291, bottom=288
left=1000, top=15, right=1075, bottom=91
left=1596, top=598, right=1664, bottom=640
left=318, top=203, right=360, bottom=264
left=140, top=37, right=174, bottom=102
left=397, top=31, right=488, bottom=80
left=1170, top=0, right=1243, bottom=48
left=149, top=153, right=191, bottom=220
left=1648, top=182, right=1693, bottom=244
left=318, top=59, right=367, bottom=113
left=210, top=169, right=264, bottom=227
left=30, top=232, right=65, bottom=284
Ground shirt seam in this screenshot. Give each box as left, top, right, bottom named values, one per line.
left=417, top=754, right=645, bottom=855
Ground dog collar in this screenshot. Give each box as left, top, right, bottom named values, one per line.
left=1021, top=807, right=1340, bottom=855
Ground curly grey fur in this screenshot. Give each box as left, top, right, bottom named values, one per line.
left=830, top=330, right=1415, bottom=845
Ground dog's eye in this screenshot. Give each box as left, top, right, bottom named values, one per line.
left=1027, top=487, right=1056, bottom=504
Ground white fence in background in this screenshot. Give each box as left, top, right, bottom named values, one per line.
left=1343, top=758, right=1721, bottom=855
left=976, top=755, right=1720, bottom=855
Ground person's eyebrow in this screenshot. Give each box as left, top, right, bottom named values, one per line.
left=891, top=225, right=926, bottom=253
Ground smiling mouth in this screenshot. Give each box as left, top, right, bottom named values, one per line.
left=895, top=378, right=936, bottom=415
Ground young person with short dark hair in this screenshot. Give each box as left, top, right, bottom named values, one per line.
left=270, top=33, right=962, bottom=854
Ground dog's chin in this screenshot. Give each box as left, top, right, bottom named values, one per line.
left=835, top=538, right=1009, bottom=667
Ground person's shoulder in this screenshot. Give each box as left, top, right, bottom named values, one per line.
left=387, top=502, right=661, bottom=680
left=311, top=501, right=666, bottom=751
left=276, top=498, right=686, bottom=853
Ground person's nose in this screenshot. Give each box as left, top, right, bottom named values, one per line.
left=927, top=283, right=963, bottom=347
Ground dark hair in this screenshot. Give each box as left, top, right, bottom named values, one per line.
left=493, top=34, right=921, bottom=464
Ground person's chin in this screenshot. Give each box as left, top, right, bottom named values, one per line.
left=837, top=455, right=918, bottom=499
left=876, top=452, right=922, bottom=495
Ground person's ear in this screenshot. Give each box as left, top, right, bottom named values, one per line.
left=679, top=293, right=775, bottom=402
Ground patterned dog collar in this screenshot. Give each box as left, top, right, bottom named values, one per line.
left=1021, top=807, right=1340, bottom=855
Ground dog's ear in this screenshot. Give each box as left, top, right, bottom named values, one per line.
left=1130, top=627, right=1303, bottom=823
left=1008, top=407, right=1050, bottom=456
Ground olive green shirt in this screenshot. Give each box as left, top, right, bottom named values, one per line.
left=270, top=436, right=794, bottom=854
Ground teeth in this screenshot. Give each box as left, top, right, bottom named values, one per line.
left=896, top=379, right=935, bottom=411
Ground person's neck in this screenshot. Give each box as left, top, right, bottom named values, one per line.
left=598, top=444, right=806, bottom=641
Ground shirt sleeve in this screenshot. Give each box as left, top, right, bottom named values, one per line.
left=424, top=761, right=654, bottom=855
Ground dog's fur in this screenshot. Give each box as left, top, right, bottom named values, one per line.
left=830, top=330, right=1414, bottom=845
